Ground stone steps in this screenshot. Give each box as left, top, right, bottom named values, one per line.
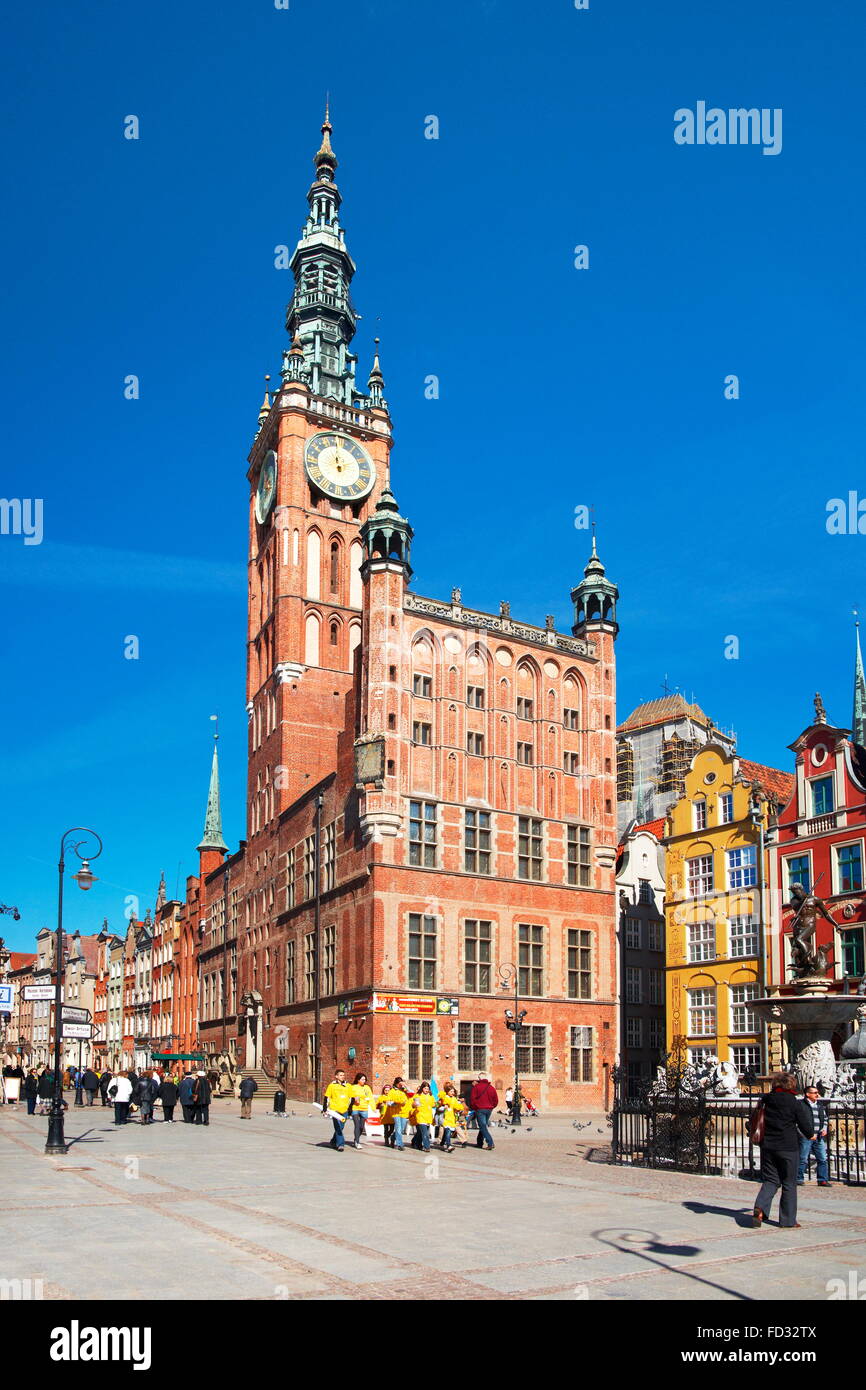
left=237, top=1068, right=281, bottom=1102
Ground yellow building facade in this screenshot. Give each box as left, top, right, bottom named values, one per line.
left=663, top=744, right=793, bottom=1074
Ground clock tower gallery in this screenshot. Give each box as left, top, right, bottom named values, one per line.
left=196, top=111, right=621, bottom=1110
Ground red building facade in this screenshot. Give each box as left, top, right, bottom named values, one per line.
left=188, top=113, right=621, bottom=1109
left=769, top=695, right=866, bottom=1008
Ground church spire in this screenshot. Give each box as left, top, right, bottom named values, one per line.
left=285, top=104, right=361, bottom=405
left=854, top=611, right=866, bottom=748
left=197, top=722, right=228, bottom=854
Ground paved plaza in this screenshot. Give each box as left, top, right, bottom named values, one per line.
left=2, top=1100, right=865, bottom=1301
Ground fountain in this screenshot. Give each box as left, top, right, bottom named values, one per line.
left=751, top=884, right=865, bottom=1090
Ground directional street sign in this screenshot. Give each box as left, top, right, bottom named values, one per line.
left=0, top=984, right=12, bottom=1010
left=61, top=1005, right=92, bottom=1025
left=61, top=1022, right=92, bottom=1040
left=23, top=985, right=56, bottom=1002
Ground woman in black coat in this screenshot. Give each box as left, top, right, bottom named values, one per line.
left=753, top=1072, right=815, bottom=1228
left=23, top=1070, right=39, bottom=1114
left=159, top=1077, right=178, bottom=1124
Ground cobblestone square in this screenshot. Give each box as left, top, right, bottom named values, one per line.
left=3, top=1102, right=864, bottom=1302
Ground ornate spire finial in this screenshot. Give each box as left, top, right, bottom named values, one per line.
left=368, top=336, right=385, bottom=406
left=854, top=608, right=866, bottom=748
left=314, top=100, right=337, bottom=178
left=257, top=374, right=271, bottom=432
left=814, top=691, right=827, bottom=725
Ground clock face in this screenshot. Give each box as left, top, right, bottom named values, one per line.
left=304, top=432, right=376, bottom=501
left=255, top=450, right=277, bottom=524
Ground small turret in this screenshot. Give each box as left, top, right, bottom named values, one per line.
left=571, top=534, right=619, bottom=638
left=361, top=486, right=413, bottom=576
left=367, top=338, right=385, bottom=408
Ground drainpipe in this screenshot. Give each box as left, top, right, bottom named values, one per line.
left=313, top=794, right=324, bottom=1104
left=751, top=795, right=769, bottom=1071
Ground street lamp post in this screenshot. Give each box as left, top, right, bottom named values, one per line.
left=499, top=963, right=527, bottom=1126
left=45, top=828, right=103, bottom=1156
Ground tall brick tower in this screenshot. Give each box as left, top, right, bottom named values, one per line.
left=246, top=108, right=392, bottom=835
left=193, top=109, right=622, bottom=1110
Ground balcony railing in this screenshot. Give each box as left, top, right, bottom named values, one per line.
left=804, top=813, right=838, bottom=835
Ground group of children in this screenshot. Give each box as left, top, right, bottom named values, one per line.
left=322, top=1071, right=468, bottom=1152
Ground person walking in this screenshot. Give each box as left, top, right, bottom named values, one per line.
left=385, top=1079, right=413, bottom=1152
left=798, top=1084, right=832, bottom=1187
left=323, top=1069, right=353, bottom=1151
left=137, top=1073, right=158, bottom=1124
left=159, top=1074, right=178, bottom=1123
left=375, top=1087, right=395, bottom=1148
left=37, top=1068, right=54, bottom=1115
left=23, top=1069, right=39, bottom=1115
left=239, top=1074, right=258, bottom=1119
left=99, top=1069, right=113, bottom=1107
left=469, top=1073, right=498, bottom=1151
left=193, top=1070, right=212, bottom=1125
left=108, top=1071, right=134, bottom=1125
left=410, top=1082, right=436, bottom=1152
left=752, top=1072, right=814, bottom=1228
left=82, top=1067, right=99, bottom=1106
left=438, top=1082, right=466, bottom=1152
left=349, top=1072, right=374, bottom=1148
left=178, top=1071, right=196, bottom=1122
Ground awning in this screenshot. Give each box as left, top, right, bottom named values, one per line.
left=150, top=1052, right=206, bottom=1061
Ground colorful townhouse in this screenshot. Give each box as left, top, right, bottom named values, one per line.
left=769, top=687, right=866, bottom=1038
left=664, top=743, right=793, bottom=1074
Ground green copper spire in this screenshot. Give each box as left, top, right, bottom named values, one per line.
left=197, top=725, right=228, bottom=854
left=284, top=104, right=363, bottom=405
left=854, top=611, right=866, bottom=749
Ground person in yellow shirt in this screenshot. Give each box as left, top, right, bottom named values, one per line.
left=323, top=1068, right=353, bottom=1151
left=349, top=1071, right=374, bottom=1149
left=410, top=1082, right=436, bottom=1152
left=375, top=1087, right=394, bottom=1148
left=438, top=1081, right=466, bottom=1153
left=385, top=1078, right=413, bottom=1151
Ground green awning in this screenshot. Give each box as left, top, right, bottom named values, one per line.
left=150, top=1052, right=206, bottom=1061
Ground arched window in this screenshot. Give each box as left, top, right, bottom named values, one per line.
left=330, top=540, right=340, bottom=593
left=349, top=540, right=363, bottom=608
left=306, top=530, right=321, bottom=599
left=330, top=620, right=339, bottom=647
left=305, top=612, right=320, bottom=666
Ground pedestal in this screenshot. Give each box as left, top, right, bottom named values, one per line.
left=752, top=988, right=864, bottom=1091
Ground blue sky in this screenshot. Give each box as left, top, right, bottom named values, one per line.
left=1, top=0, right=864, bottom=951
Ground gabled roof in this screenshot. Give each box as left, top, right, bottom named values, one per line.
left=617, top=695, right=712, bottom=734
left=738, top=757, right=794, bottom=805
left=7, top=952, right=36, bottom=973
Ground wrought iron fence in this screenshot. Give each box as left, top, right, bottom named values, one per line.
left=610, top=1066, right=866, bottom=1185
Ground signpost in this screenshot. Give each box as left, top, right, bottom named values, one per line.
left=0, top=984, right=12, bottom=1010
left=61, top=1022, right=92, bottom=1040
left=61, top=1006, right=91, bottom=1026
left=23, top=984, right=56, bottom=1002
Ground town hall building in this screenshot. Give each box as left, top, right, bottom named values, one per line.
left=189, top=110, right=621, bottom=1110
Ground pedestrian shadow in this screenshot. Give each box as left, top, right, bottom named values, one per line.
left=682, top=1200, right=757, bottom=1228
left=65, top=1130, right=106, bottom=1146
